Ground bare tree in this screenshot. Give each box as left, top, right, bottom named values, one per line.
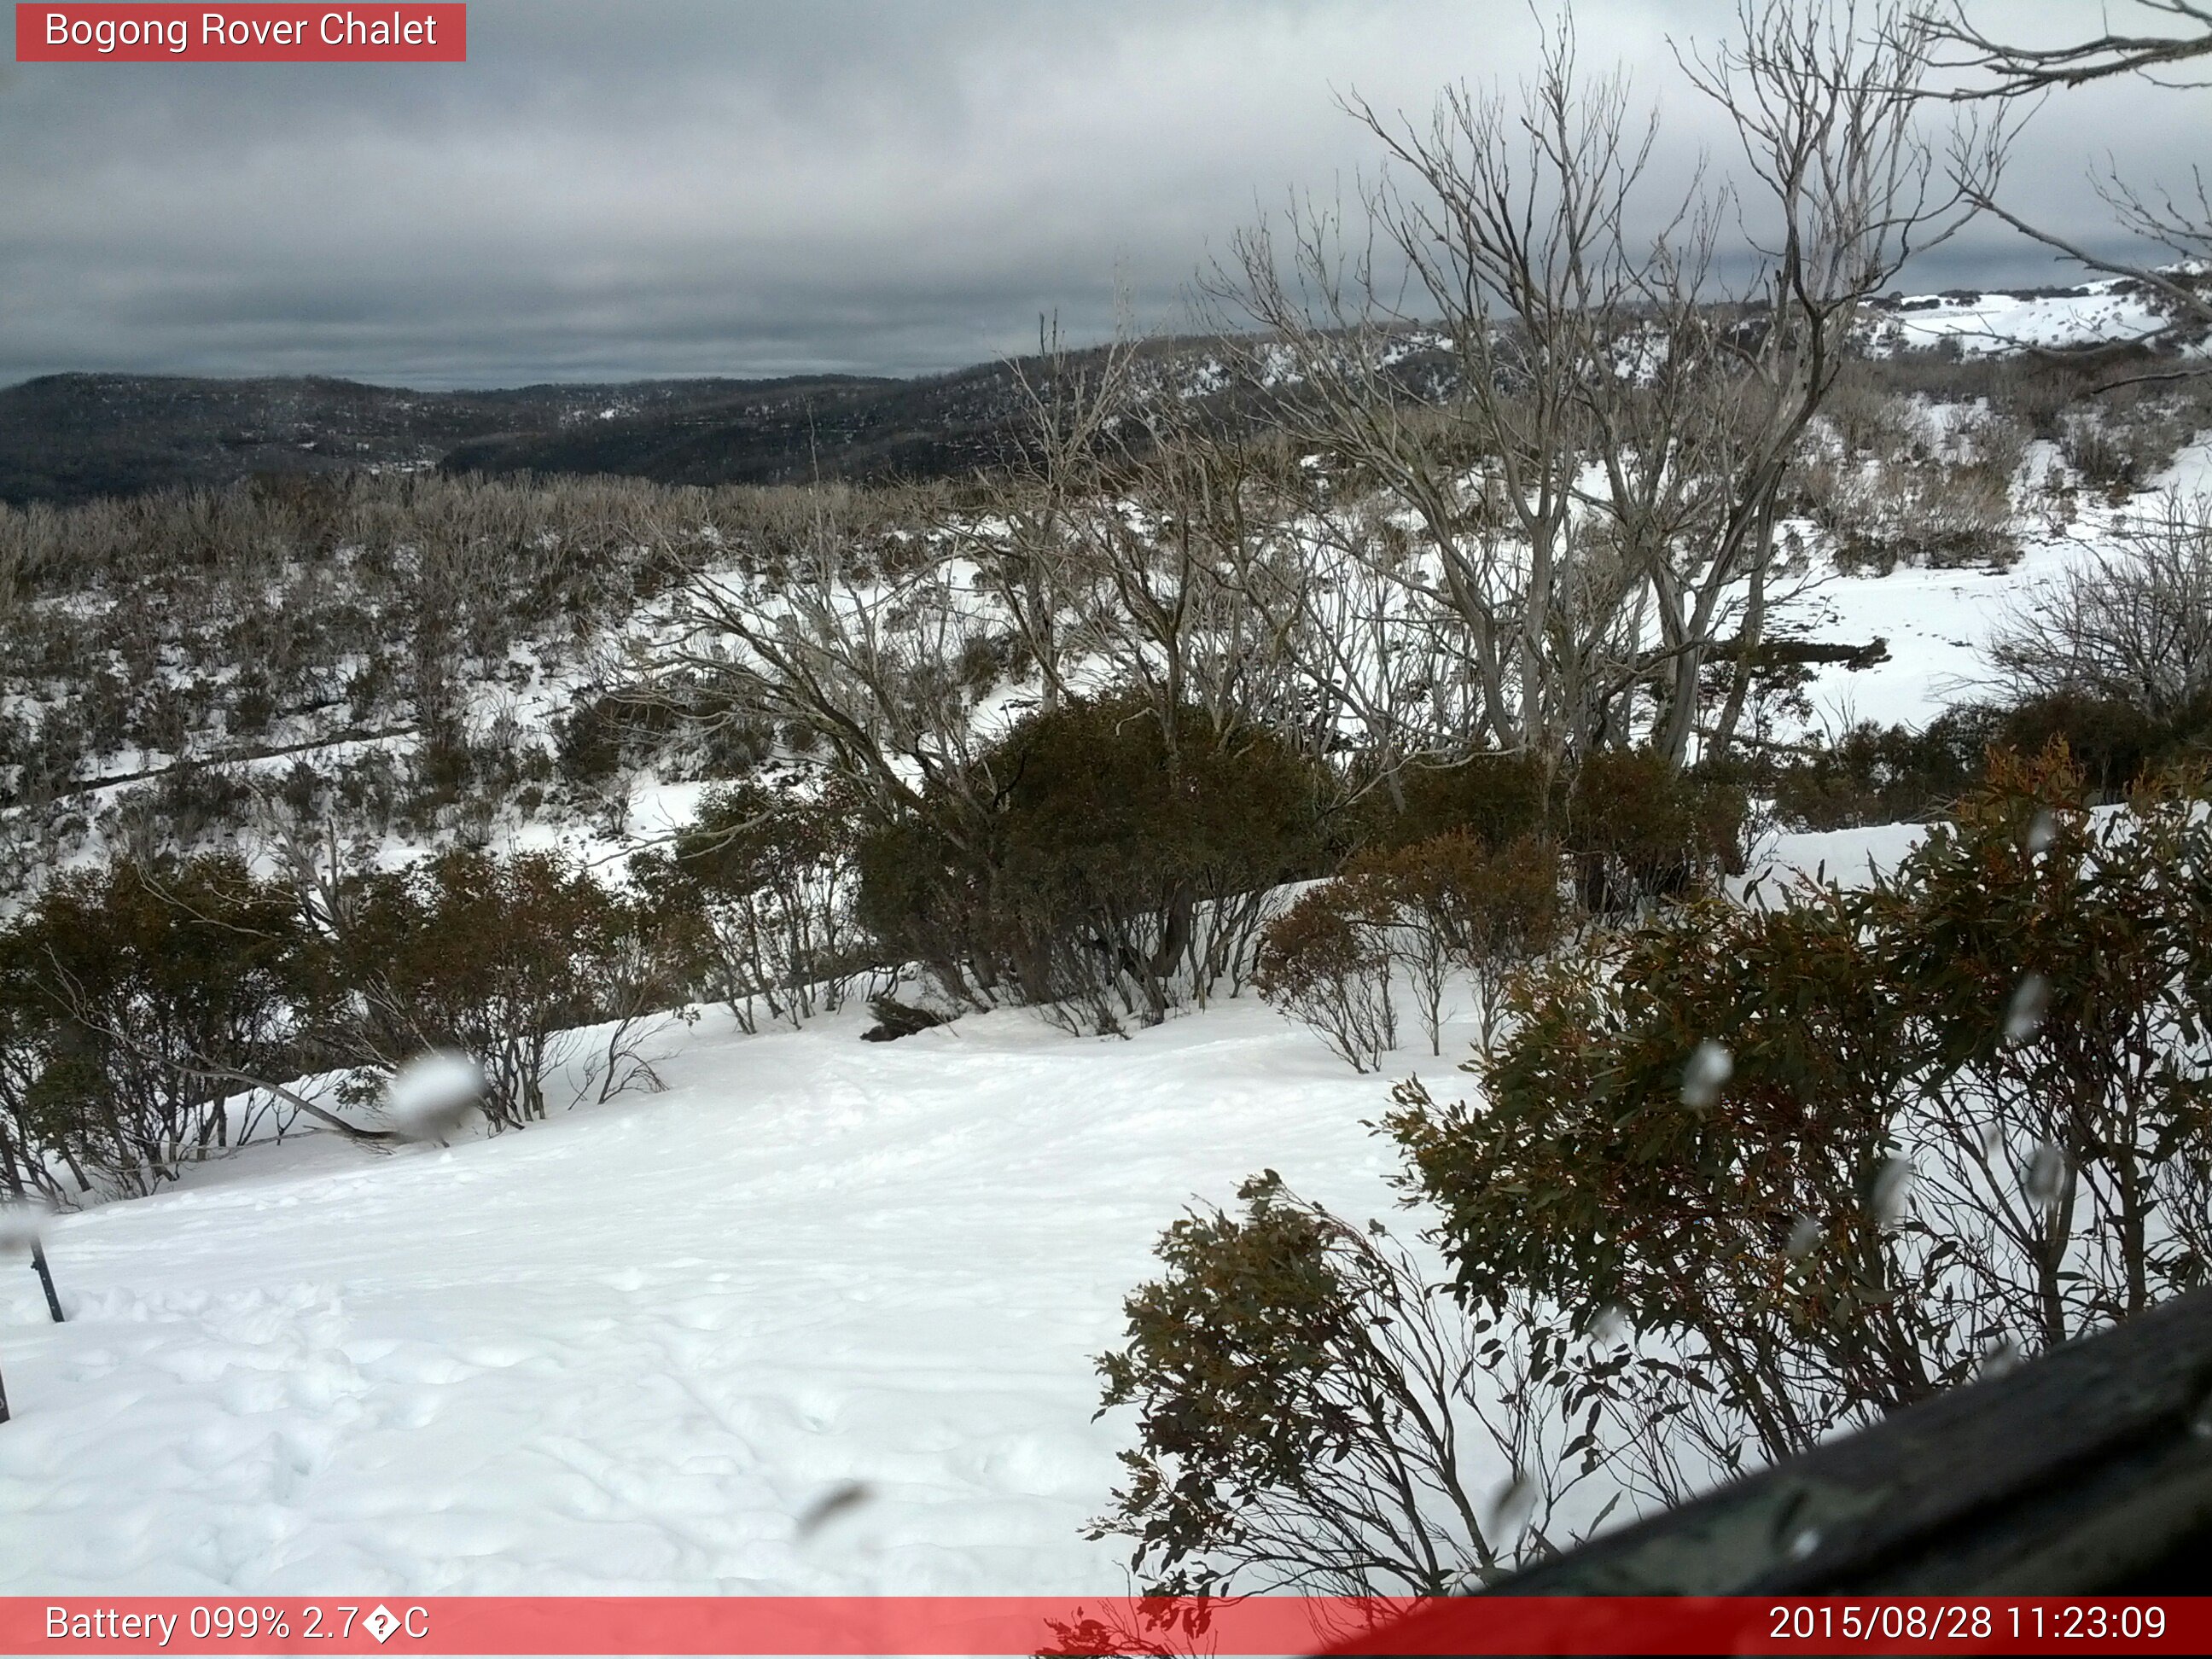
left=1674, top=0, right=1999, bottom=759
left=1213, top=3, right=1990, bottom=775
left=956, top=319, right=1138, bottom=715
left=641, top=490, right=1003, bottom=854
left=1214, top=23, right=1656, bottom=773
left=1985, top=491, right=2212, bottom=716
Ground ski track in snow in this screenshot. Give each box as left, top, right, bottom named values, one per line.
left=0, top=1000, right=1425, bottom=1594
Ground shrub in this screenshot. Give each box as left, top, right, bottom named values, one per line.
left=1994, top=691, right=2212, bottom=801
left=339, top=848, right=684, bottom=1127
left=1765, top=707, right=1996, bottom=830
left=1562, top=750, right=1743, bottom=915
left=1346, top=832, right=1566, bottom=1057
left=1388, top=748, right=2212, bottom=1499
left=857, top=696, right=1331, bottom=1031
left=1253, top=879, right=1398, bottom=1072
left=0, top=856, right=317, bottom=1198
left=1365, top=753, right=1551, bottom=853
left=1091, top=1173, right=1605, bottom=1596
left=635, top=781, right=867, bottom=1032
left=1802, top=420, right=2020, bottom=575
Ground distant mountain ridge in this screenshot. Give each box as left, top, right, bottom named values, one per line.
left=0, top=371, right=910, bottom=505
left=3, top=276, right=2192, bottom=506
left=0, top=360, right=1068, bottom=505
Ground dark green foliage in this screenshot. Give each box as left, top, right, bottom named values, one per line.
left=1388, top=748, right=2212, bottom=1488
left=0, top=856, right=317, bottom=1198
left=1765, top=707, right=1997, bottom=830
left=1994, top=691, right=2212, bottom=802
left=0, top=841, right=701, bottom=1202
left=1561, top=749, right=1744, bottom=914
left=632, top=781, right=868, bottom=1031
left=1092, top=1173, right=1587, bottom=1596
left=556, top=681, right=777, bottom=790
left=857, top=696, right=1331, bottom=1028
left=340, top=847, right=686, bottom=1129
left=1365, top=753, right=1551, bottom=853
left=1766, top=695, right=2212, bottom=830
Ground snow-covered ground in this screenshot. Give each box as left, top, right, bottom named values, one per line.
left=1865, top=279, right=2172, bottom=358
left=1785, top=436, right=2212, bottom=733
left=0, top=812, right=1930, bottom=1596
left=0, top=998, right=1421, bottom=1595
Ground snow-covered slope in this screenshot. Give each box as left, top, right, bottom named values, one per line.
left=1864, top=278, right=2173, bottom=358
left=0, top=1000, right=1414, bottom=1595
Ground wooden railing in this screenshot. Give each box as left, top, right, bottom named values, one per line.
left=1481, top=1284, right=2212, bottom=1594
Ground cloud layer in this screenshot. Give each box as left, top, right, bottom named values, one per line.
left=2, top=0, right=2203, bottom=387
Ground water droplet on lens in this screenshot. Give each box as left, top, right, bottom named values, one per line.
left=1871, top=1155, right=1914, bottom=1225
left=1589, top=1304, right=1631, bottom=1347
left=2023, top=1143, right=2067, bottom=1211
left=386, top=1050, right=486, bottom=1143
left=1681, top=1039, right=1733, bottom=1108
left=2005, top=974, right=2050, bottom=1043
left=1489, top=1473, right=1535, bottom=1542
left=795, top=1479, right=873, bottom=1540
left=0, top=1197, right=50, bottom=1252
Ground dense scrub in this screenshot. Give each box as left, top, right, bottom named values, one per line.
left=857, top=696, right=1333, bottom=1033
left=1098, top=750, right=2212, bottom=1592
left=0, top=843, right=701, bottom=1202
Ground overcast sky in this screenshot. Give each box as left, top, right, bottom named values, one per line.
left=2, top=0, right=2204, bottom=388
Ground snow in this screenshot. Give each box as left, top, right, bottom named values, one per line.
left=1734, top=820, right=1930, bottom=898
left=7, top=307, right=2209, bottom=1596
left=1865, top=280, right=2170, bottom=358
left=0, top=804, right=1953, bottom=1596
left=0, top=999, right=1414, bottom=1595
left=1785, top=435, right=2212, bottom=734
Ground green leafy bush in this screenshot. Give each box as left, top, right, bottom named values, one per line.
left=634, top=781, right=868, bottom=1031
left=0, top=856, right=317, bottom=1198
left=1091, top=1173, right=1607, bottom=1596
left=1389, top=748, right=2212, bottom=1493
left=857, top=696, right=1331, bottom=1030
left=1562, top=749, right=1743, bottom=914
left=1252, top=877, right=1398, bottom=1072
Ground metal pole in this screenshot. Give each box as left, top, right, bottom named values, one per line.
left=30, top=1241, right=63, bottom=1324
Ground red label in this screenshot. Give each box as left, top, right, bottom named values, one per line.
left=16, top=3, right=465, bottom=61
left=0, top=1597, right=2203, bottom=1656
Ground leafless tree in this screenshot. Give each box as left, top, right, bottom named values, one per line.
left=639, top=490, right=1004, bottom=853
left=1985, top=491, right=2212, bottom=716
left=956, top=319, right=1138, bottom=716
left=1212, top=4, right=1990, bottom=774
left=1212, top=23, right=1655, bottom=772
left=1674, top=0, right=2000, bottom=758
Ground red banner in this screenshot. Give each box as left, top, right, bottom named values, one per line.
left=0, top=1597, right=2202, bottom=1656
left=15, top=4, right=465, bottom=61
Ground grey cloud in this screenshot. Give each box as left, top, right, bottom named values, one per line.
left=1, top=0, right=2204, bottom=388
